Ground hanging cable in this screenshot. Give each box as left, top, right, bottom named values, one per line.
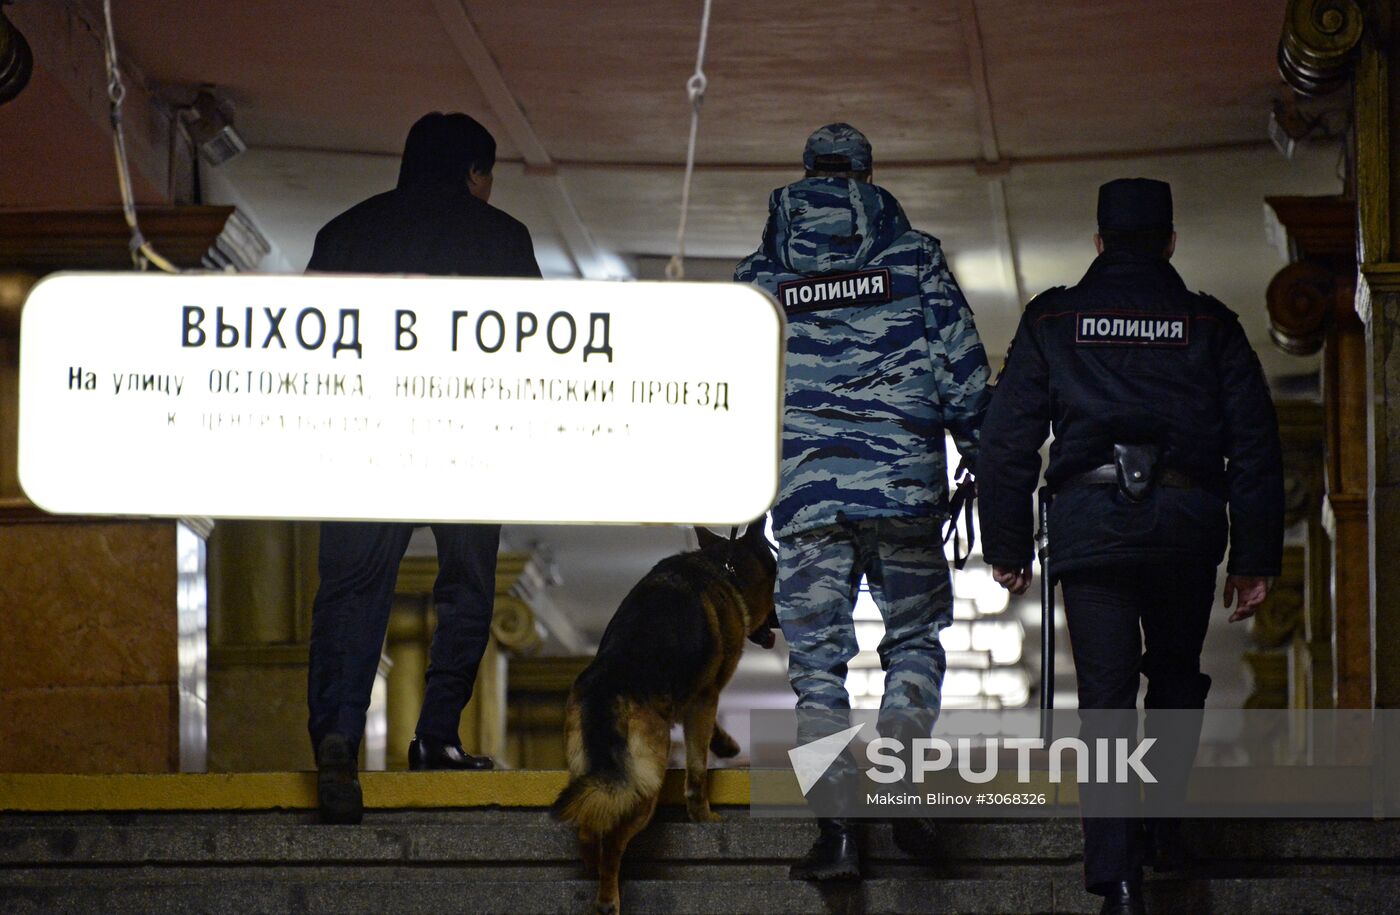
left=664, top=0, right=712, bottom=281
left=100, top=0, right=178, bottom=273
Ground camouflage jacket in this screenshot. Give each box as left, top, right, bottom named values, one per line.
left=735, top=177, right=990, bottom=539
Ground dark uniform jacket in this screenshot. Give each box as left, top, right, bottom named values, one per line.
left=308, top=144, right=540, bottom=279
left=976, top=250, right=1284, bottom=577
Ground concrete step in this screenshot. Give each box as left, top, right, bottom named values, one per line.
left=0, top=811, right=1078, bottom=866
left=2, top=811, right=1398, bottom=866
left=4, top=811, right=1400, bottom=913
left=4, top=867, right=1400, bottom=915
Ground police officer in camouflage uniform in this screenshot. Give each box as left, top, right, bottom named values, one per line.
left=976, top=179, right=1282, bottom=915
left=735, top=123, right=991, bottom=880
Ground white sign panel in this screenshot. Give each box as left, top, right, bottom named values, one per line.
left=18, top=273, right=784, bottom=525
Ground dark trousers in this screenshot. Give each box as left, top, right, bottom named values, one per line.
left=307, top=521, right=500, bottom=754
left=1060, top=563, right=1215, bottom=893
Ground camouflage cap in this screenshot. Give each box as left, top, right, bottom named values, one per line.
left=802, top=123, right=873, bottom=173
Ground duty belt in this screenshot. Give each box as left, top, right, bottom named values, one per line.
left=1060, top=464, right=1195, bottom=492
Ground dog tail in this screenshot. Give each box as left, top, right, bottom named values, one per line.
left=551, top=693, right=666, bottom=834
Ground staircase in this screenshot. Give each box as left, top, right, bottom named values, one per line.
left=4, top=805, right=1400, bottom=914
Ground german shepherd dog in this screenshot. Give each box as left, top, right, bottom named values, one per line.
left=551, top=522, right=778, bottom=914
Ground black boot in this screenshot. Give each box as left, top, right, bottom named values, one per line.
left=790, top=818, right=860, bottom=881
left=315, top=734, right=362, bottom=825
left=1098, top=880, right=1146, bottom=915
left=408, top=737, right=495, bottom=771
left=890, top=816, right=940, bottom=859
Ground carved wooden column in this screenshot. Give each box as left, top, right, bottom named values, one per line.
left=1281, top=0, right=1400, bottom=709
left=1265, top=197, right=1369, bottom=707
left=1245, top=400, right=1329, bottom=711
left=1323, top=303, right=1371, bottom=709
left=1282, top=402, right=1331, bottom=709
left=388, top=551, right=546, bottom=769
left=0, top=271, right=34, bottom=509
left=1351, top=0, right=1400, bottom=710
left=1278, top=0, right=1363, bottom=98
left=205, top=521, right=323, bottom=772
left=1244, top=545, right=1308, bottom=710
left=506, top=657, right=592, bottom=769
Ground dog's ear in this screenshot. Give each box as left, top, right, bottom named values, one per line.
left=694, top=526, right=723, bottom=550
left=742, top=517, right=771, bottom=551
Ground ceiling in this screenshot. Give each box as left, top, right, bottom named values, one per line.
left=0, top=0, right=1340, bottom=714
left=1, top=1, right=1344, bottom=366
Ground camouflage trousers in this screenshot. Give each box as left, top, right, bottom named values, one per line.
left=776, top=515, right=953, bottom=717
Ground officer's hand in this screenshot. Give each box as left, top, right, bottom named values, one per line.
left=993, top=565, right=1032, bottom=595
left=1223, top=575, right=1271, bottom=623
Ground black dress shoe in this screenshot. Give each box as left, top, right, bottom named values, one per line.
left=1098, top=880, right=1147, bottom=915
left=316, top=734, right=363, bottom=825
left=408, top=737, right=495, bottom=771
left=790, top=818, right=861, bottom=881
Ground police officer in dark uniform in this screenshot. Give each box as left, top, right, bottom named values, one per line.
left=975, top=178, right=1283, bottom=915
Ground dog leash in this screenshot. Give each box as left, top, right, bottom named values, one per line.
left=722, top=525, right=740, bottom=578
left=719, top=523, right=782, bottom=648
left=942, top=458, right=976, bottom=571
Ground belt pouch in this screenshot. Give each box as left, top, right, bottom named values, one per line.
left=1113, top=443, right=1159, bottom=502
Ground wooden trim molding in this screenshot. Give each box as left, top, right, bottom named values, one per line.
left=1265, top=195, right=1357, bottom=260
left=1361, top=263, right=1400, bottom=294
left=0, top=206, right=269, bottom=274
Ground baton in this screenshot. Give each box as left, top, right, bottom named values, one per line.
left=1036, top=486, right=1054, bottom=744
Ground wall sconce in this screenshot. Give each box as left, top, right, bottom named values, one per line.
left=181, top=89, right=246, bottom=166
left=0, top=1, right=33, bottom=108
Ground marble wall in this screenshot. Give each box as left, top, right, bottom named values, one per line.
left=0, top=520, right=184, bottom=772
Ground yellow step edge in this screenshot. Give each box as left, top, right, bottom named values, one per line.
left=0, top=769, right=754, bottom=813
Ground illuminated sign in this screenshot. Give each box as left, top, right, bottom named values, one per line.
left=18, top=273, right=784, bottom=525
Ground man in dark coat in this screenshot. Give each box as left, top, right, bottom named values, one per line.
left=975, top=178, right=1282, bottom=915
left=307, top=112, right=540, bottom=824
